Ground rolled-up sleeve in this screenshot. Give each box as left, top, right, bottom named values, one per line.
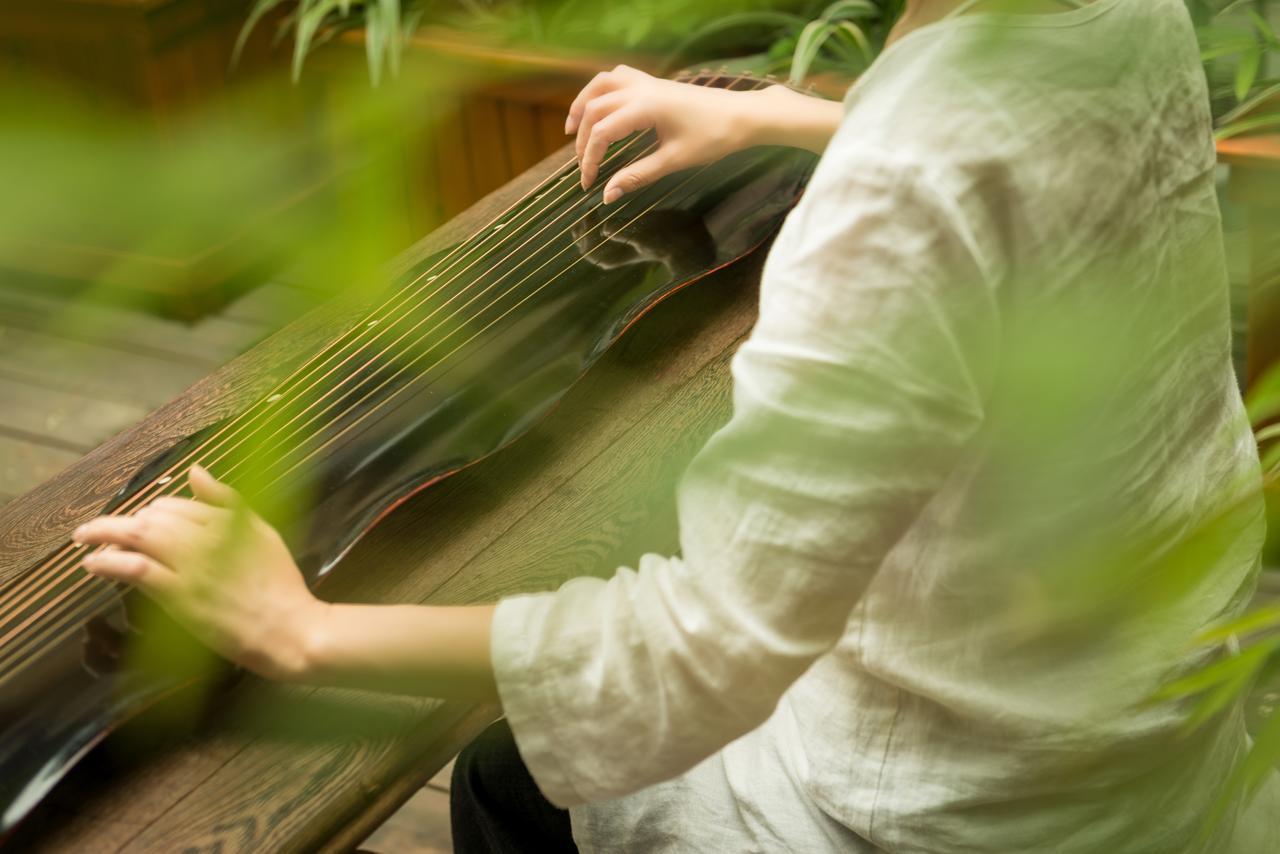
left=492, top=154, right=1001, bottom=808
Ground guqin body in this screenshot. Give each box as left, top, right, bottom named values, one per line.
left=0, top=72, right=817, bottom=837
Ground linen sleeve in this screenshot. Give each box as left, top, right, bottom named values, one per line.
left=491, top=158, right=1001, bottom=808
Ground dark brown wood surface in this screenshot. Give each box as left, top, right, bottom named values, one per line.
left=0, top=144, right=765, bottom=851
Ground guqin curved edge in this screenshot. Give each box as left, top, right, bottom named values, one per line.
left=0, top=114, right=817, bottom=839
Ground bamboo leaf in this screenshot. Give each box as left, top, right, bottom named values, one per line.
left=1248, top=9, right=1279, bottom=47
left=1257, top=423, right=1280, bottom=446
left=1201, top=43, right=1251, bottom=62
left=822, top=0, right=879, bottom=22
left=1218, top=80, right=1280, bottom=126
left=1153, top=639, right=1277, bottom=701
left=825, top=27, right=863, bottom=64
left=1243, top=708, right=1280, bottom=797
left=834, top=20, right=873, bottom=63
left=1206, top=705, right=1280, bottom=833
left=292, top=0, right=344, bottom=82
left=1181, top=653, right=1260, bottom=733
left=1262, top=441, right=1280, bottom=475
left=1235, top=45, right=1262, bottom=101
left=1197, top=604, right=1280, bottom=646
left=1219, top=110, right=1280, bottom=139
left=1246, top=362, right=1280, bottom=426
left=403, top=6, right=425, bottom=42
left=233, top=0, right=285, bottom=68
left=1216, top=0, right=1257, bottom=18
left=1199, top=25, right=1261, bottom=61
left=663, top=11, right=806, bottom=74
left=271, top=10, right=299, bottom=50
left=382, top=0, right=401, bottom=80
left=790, top=19, right=835, bottom=85
left=365, top=2, right=383, bottom=86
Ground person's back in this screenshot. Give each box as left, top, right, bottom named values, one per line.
left=567, top=1, right=1278, bottom=850
left=774, top=0, right=1274, bottom=849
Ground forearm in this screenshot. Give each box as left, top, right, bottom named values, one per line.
left=294, top=601, right=499, bottom=701
left=739, top=85, right=845, bottom=155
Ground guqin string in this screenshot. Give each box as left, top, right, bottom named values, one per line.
left=0, top=71, right=768, bottom=682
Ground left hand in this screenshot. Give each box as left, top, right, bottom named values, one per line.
left=73, top=466, right=326, bottom=681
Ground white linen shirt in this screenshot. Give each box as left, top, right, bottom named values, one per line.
left=491, top=0, right=1280, bottom=850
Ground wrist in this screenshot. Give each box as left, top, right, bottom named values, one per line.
left=270, top=598, right=333, bottom=683
left=735, top=86, right=786, bottom=149
left=740, top=85, right=842, bottom=155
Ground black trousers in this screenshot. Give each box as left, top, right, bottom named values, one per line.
left=451, top=719, right=578, bottom=854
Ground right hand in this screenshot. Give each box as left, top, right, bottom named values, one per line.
left=567, top=65, right=770, bottom=204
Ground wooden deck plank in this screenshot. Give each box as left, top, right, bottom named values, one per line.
left=0, top=374, right=148, bottom=451
left=217, top=280, right=331, bottom=328
left=426, top=758, right=453, bottom=792
left=0, top=279, right=268, bottom=365
left=0, top=325, right=209, bottom=410
left=360, top=786, right=452, bottom=854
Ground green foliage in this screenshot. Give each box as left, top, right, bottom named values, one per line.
left=664, top=0, right=897, bottom=82
left=1159, top=363, right=1280, bottom=832
left=1190, top=0, right=1280, bottom=138
left=243, top=0, right=1279, bottom=144
left=236, top=0, right=822, bottom=82
left=237, top=0, right=406, bottom=83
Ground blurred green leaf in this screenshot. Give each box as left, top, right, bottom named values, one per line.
left=294, top=0, right=344, bottom=80
left=1246, top=362, right=1280, bottom=426
left=384, top=0, right=403, bottom=79
left=1197, top=603, right=1280, bottom=646
left=1261, top=443, right=1280, bottom=475
left=1217, top=110, right=1280, bottom=139
left=790, top=18, right=835, bottom=84
left=1247, top=9, right=1278, bottom=47
left=1182, top=647, right=1268, bottom=732
left=834, top=21, right=873, bottom=63
left=1217, top=80, right=1280, bottom=126
left=235, top=0, right=286, bottom=67
left=822, top=0, right=879, bottom=21
left=1154, top=637, right=1279, bottom=702
left=1235, top=45, right=1262, bottom=101
left=1206, top=704, right=1280, bottom=832
left=664, top=10, right=807, bottom=74
left=1216, top=0, right=1258, bottom=18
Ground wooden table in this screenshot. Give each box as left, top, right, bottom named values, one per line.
left=0, top=146, right=765, bottom=851
left=1217, top=134, right=1280, bottom=389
